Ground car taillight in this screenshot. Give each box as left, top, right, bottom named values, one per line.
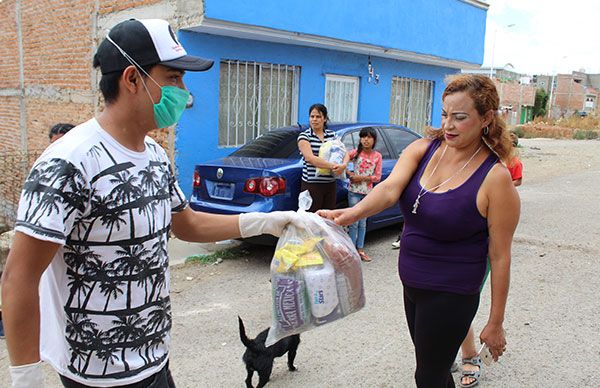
left=193, top=170, right=201, bottom=188
left=244, top=178, right=258, bottom=193
left=244, top=177, right=286, bottom=197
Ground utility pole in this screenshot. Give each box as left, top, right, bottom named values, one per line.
left=489, top=23, right=515, bottom=79
left=547, top=75, right=556, bottom=119
left=489, top=28, right=497, bottom=79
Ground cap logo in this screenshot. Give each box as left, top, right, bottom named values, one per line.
left=167, top=25, right=185, bottom=53
left=168, top=26, right=180, bottom=46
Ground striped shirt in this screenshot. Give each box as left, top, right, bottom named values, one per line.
left=298, top=127, right=337, bottom=183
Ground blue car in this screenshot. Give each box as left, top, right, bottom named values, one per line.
left=189, top=123, right=421, bottom=240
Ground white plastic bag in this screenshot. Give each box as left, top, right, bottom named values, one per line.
left=316, top=139, right=347, bottom=179
left=265, top=191, right=365, bottom=346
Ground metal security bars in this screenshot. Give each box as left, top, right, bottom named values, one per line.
left=219, top=60, right=300, bottom=147
left=325, top=74, right=359, bottom=122
left=390, top=77, right=434, bottom=134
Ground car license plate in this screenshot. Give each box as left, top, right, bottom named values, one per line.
left=211, top=182, right=234, bottom=200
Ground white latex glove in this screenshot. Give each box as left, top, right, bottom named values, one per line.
left=10, top=361, right=45, bottom=388
left=239, top=211, right=299, bottom=238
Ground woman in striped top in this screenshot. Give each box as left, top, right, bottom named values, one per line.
left=297, top=104, right=348, bottom=212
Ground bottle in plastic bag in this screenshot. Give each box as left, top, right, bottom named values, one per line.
left=302, top=260, right=342, bottom=325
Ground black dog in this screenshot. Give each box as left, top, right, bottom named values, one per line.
left=238, top=316, right=300, bottom=388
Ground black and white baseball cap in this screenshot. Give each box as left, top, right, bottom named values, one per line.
left=94, top=18, right=213, bottom=75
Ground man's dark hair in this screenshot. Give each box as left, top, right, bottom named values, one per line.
left=93, top=56, right=154, bottom=104
left=49, top=123, right=75, bottom=140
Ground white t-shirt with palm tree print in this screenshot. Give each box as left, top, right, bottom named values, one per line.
left=15, top=118, right=186, bottom=387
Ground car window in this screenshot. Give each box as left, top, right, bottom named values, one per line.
left=373, top=128, right=391, bottom=159
left=343, top=128, right=391, bottom=159
left=341, top=132, right=355, bottom=151
left=380, top=127, right=420, bottom=157
left=230, top=129, right=301, bottom=158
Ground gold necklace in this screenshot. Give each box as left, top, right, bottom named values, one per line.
left=412, top=144, right=483, bottom=214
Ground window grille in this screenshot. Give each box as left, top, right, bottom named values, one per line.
left=219, top=60, right=300, bottom=147
left=390, top=77, right=434, bottom=134
left=325, top=74, right=359, bottom=122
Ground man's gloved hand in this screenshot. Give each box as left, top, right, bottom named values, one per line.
left=10, top=361, right=45, bottom=388
left=239, top=211, right=300, bottom=238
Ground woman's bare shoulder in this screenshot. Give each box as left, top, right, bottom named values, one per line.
left=487, top=162, right=513, bottom=186
left=401, top=137, right=433, bottom=159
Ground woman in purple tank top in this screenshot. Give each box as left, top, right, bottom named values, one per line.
left=319, top=74, right=520, bottom=388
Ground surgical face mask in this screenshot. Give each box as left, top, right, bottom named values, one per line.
left=106, top=34, right=190, bottom=129
left=137, top=73, right=190, bottom=129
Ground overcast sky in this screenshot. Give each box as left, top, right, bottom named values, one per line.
left=482, top=0, right=600, bottom=76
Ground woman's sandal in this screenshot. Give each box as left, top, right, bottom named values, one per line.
left=459, top=355, right=483, bottom=387
left=357, top=250, right=372, bottom=262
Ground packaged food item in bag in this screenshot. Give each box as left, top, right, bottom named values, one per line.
left=265, top=191, right=365, bottom=346
left=271, top=273, right=311, bottom=332
left=316, top=139, right=347, bottom=179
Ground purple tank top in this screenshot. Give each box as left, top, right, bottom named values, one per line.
left=398, top=139, right=498, bottom=294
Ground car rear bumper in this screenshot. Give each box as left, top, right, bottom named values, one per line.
left=188, top=197, right=277, bottom=214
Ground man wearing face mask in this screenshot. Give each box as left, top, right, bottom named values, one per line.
left=2, top=19, right=298, bottom=388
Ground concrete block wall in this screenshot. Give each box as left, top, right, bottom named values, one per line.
left=0, top=0, right=204, bottom=227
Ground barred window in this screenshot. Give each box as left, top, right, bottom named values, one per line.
left=219, top=60, right=300, bottom=147
left=390, top=77, right=434, bottom=134
left=325, top=74, right=359, bottom=122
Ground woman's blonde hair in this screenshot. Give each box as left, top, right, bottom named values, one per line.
left=425, top=74, right=514, bottom=163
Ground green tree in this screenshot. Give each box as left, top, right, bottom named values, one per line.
left=533, top=88, right=548, bottom=117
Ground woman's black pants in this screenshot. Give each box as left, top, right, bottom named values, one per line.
left=403, top=285, right=480, bottom=388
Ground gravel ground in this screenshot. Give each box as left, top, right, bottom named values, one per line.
left=0, top=138, right=598, bottom=387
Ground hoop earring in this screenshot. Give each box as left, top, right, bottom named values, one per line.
left=483, top=126, right=489, bottom=136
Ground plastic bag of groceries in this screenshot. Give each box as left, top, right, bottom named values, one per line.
left=265, top=191, right=365, bottom=346
left=316, top=138, right=347, bottom=179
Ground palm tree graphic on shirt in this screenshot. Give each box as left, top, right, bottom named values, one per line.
left=20, top=141, right=174, bottom=379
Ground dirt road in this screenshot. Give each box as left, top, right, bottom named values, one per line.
left=1, top=138, right=598, bottom=387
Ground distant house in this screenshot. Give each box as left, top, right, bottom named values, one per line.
left=466, top=66, right=522, bottom=82
left=545, top=71, right=599, bottom=118
left=462, top=66, right=536, bottom=125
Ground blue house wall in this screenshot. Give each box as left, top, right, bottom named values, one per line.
left=173, top=1, right=488, bottom=197
left=176, top=33, right=454, bottom=196
left=204, top=0, right=487, bottom=64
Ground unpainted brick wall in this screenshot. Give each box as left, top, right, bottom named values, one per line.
left=495, top=80, right=537, bottom=124
left=0, top=149, right=38, bottom=230
left=26, top=99, right=95, bottom=152
left=0, top=4, right=20, bottom=89
left=0, top=97, right=21, bottom=153
left=21, top=1, right=94, bottom=89
left=0, top=0, right=202, bottom=227
left=497, top=82, right=536, bottom=107
left=554, top=78, right=587, bottom=112
left=99, top=0, right=163, bottom=14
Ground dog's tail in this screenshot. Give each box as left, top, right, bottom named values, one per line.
left=238, top=316, right=254, bottom=349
